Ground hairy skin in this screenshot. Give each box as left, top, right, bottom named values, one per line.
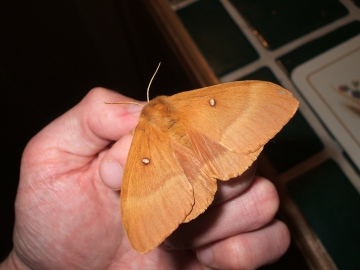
left=1, top=88, right=290, bottom=270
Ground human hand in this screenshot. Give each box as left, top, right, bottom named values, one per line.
left=1, top=88, right=290, bottom=270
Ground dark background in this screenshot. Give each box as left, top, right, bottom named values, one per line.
left=0, top=0, right=194, bottom=260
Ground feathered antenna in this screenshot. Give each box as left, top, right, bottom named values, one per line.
left=105, top=62, right=161, bottom=106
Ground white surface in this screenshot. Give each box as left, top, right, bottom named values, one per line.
left=292, top=35, right=360, bottom=170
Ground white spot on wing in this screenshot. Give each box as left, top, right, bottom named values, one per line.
left=142, top=158, right=150, bottom=165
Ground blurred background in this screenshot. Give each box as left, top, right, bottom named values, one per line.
left=1, top=0, right=359, bottom=269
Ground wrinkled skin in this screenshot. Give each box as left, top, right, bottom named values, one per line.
left=1, top=88, right=290, bottom=270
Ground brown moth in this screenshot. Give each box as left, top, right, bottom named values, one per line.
left=120, top=80, right=299, bottom=253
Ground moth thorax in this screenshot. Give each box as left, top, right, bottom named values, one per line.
left=142, top=96, right=173, bottom=123
left=142, top=158, right=150, bottom=165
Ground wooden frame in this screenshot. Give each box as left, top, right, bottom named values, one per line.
left=143, top=0, right=219, bottom=88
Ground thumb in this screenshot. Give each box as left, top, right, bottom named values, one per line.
left=22, top=87, right=142, bottom=179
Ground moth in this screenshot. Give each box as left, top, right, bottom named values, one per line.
left=120, top=80, right=299, bottom=253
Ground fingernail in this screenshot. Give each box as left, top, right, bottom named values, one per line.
left=197, top=247, right=216, bottom=267
left=100, top=160, right=123, bottom=190
left=127, top=103, right=143, bottom=113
